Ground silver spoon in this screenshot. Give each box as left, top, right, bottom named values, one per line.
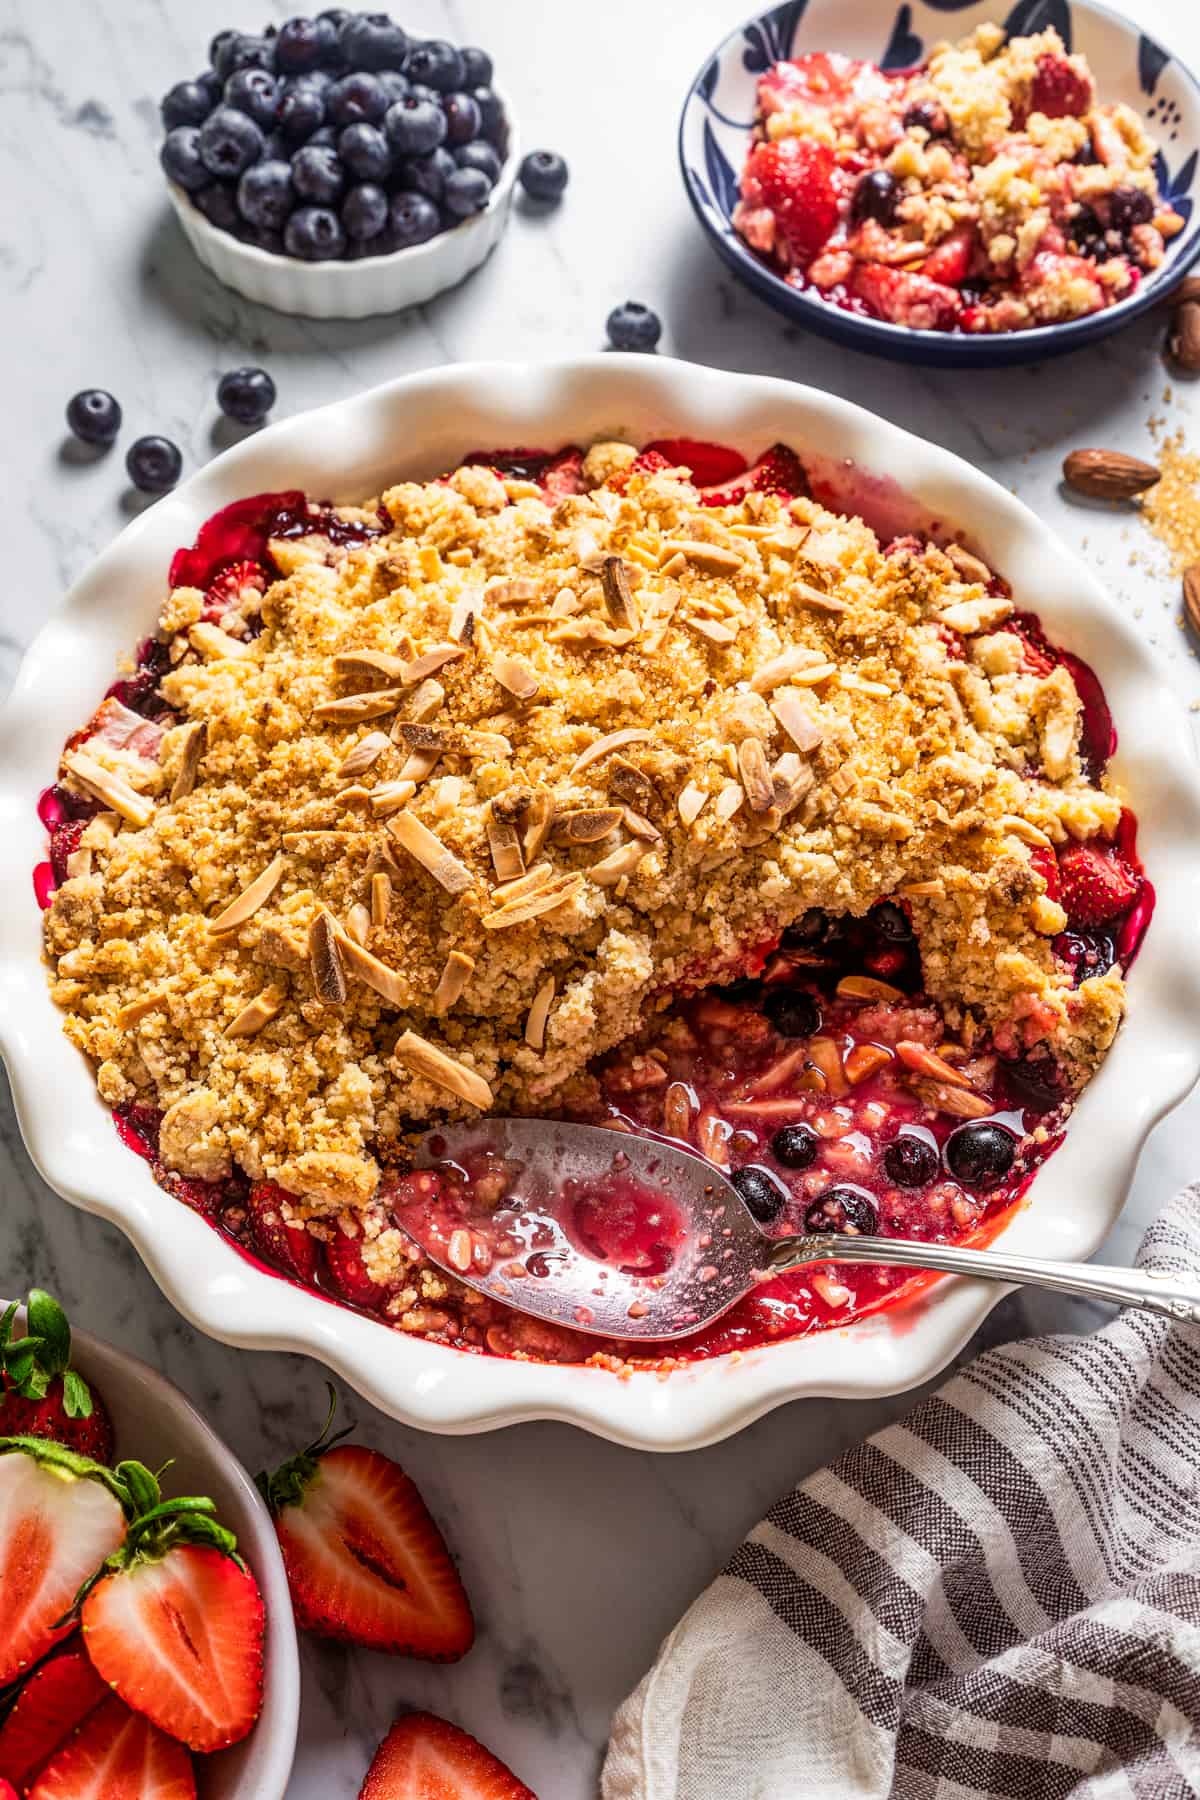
left=398, top=1119, right=1200, bottom=1341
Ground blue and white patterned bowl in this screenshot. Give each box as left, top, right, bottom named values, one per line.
left=679, top=0, right=1200, bottom=365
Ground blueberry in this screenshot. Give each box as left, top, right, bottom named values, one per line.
left=850, top=168, right=898, bottom=227
left=237, top=222, right=285, bottom=254
left=454, top=139, right=502, bottom=182
left=442, top=91, right=482, bottom=148
left=882, top=1132, right=938, bottom=1188
left=404, top=39, right=464, bottom=92
left=307, top=123, right=339, bottom=150
left=385, top=96, right=446, bottom=156
left=318, top=7, right=352, bottom=26
left=328, top=70, right=387, bottom=126
left=804, top=1186, right=878, bottom=1236
left=406, top=81, right=441, bottom=108
left=198, top=107, right=264, bottom=179
left=160, top=126, right=208, bottom=192
left=763, top=988, right=821, bottom=1039
left=274, top=17, right=324, bottom=74
left=338, top=12, right=409, bottom=70
left=342, top=181, right=389, bottom=240
left=459, top=46, right=493, bottom=87
left=473, top=85, right=506, bottom=145
left=237, top=159, right=294, bottom=231
left=213, top=32, right=274, bottom=83
left=66, top=388, right=122, bottom=447
left=943, top=1122, right=1016, bottom=1190
left=217, top=366, right=277, bottom=425
left=732, top=1165, right=789, bottom=1225
left=400, top=146, right=455, bottom=202
left=224, top=66, right=280, bottom=128
left=339, top=121, right=390, bottom=180
left=376, top=69, right=410, bottom=106
left=161, top=78, right=216, bottom=130
left=291, top=142, right=345, bottom=204
left=902, top=100, right=945, bottom=134
left=518, top=149, right=568, bottom=202
left=769, top=1124, right=819, bottom=1170
left=126, top=436, right=182, bottom=494
left=209, top=29, right=237, bottom=72
left=388, top=190, right=440, bottom=246
left=870, top=900, right=913, bottom=942
left=781, top=908, right=828, bottom=949
left=1109, top=185, right=1154, bottom=231
left=278, top=80, right=325, bottom=139
left=194, top=181, right=240, bottom=231
left=442, top=164, right=492, bottom=217
left=605, top=301, right=662, bottom=352
left=284, top=204, right=345, bottom=259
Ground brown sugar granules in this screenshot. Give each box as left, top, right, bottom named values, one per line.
left=1142, top=431, right=1200, bottom=574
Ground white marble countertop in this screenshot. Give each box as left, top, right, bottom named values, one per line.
left=4, top=0, right=1199, bottom=1792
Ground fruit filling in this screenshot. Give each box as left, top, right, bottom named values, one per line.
left=732, top=26, right=1185, bottom=334
left=38, top=433, right=1148, bottom=1368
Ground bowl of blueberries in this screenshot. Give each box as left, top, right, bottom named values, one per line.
left=158, top=10, right=563, bottom=318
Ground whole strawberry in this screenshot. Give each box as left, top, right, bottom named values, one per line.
left=0, top=1290, right=114, bottom=1464
left=1057, top=843, right=1139, bottom=928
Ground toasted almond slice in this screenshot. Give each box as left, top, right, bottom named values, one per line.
left=332, top=649, right=411, bottom=683
left=394, top=1029, right=492, bottom=1109
left=589, top=839, right=645, bottom=887
left=714, top=779, right=744, bottom=823
left=696, top=1105, right=731, bottom=1171
left=486, top=577, right=540, bottom=606
left=115, top=988, right=173, bottom=1028
left=749, top=646, right=825, bottom=693
left=65, top=846, right=92, bottom=879
left=908, top=1078, right=992, bottom=1119
left=619, top=804, right=661, bottom=841
left=663, top=1081, right=693, bottom=1139
left=369, top=779, right=418, bottom=817
left=945, top=543, right=992, bottom=584
left=678, top=779, right=709, bottom=827
left=551, top=586, right=582, bottom=617
left=938, top=595, right=1013, bottom=634
left=168, top=721, right=208, bottom=803
left=336, top=929, right=411, bottom=1008
left=600, top=556, right=639, bottom=632
left=448, top=598, right=477, bottom=644
left=807, top=1036, right=848, bottom=1098
left=737, top=738, right=775, bottom=813
left=845, top=1044, right=894, bottom=1085
left=433, top=949, right=476, bottom=1015
left=487, top=808, right=526, bottom=883
left=900, top=878, right=945, bottom=899
left=482, top=874, right=583, bottom=929
left=520, top=789, right=555, bottom=864
left=660, top=551, right=688, bottom=580
left=770, top=689, right=824, bottom=753
left=402, top=643, right=467, bottom=684
left=403, top=679, right=445, bottom=725
left=659, top=539, right=743, bottom=575
left=370, top=871, right=392, bottom=928
left=343, top=902, right=371, bottom=946
left=313, top=688, right=405, bottom=723
left=395, top=721, right=447, bottom=752
left=208, top=854, right=285, bottom=934
left=1002, top=815, right=1052, bottom=848
left=188, top=621, right=250, bottom=660
left=896, top=1040, right=970, bottom=1087
left=337, top=730, right=391, bottom=778
left=309, top=910, right=347, bottom=1005
left=492, top=861, right=553, bottom=906
left=62, top=751, right=155, bottom=828
left=771, top=751, right=815, bottom=815
left=607, top=758, right=658, bottom=817
left=549, top=620, right=636, bottom=649
left=838, top=975, right=903, bottom=1003
left=492, top=652, right=540, bottom=700
left=569, top=727, right=653, bottom=776
left=397, top=748, right=441, bottom=786
left=791, top=578, right=847, bottom=615
left=786, top=661, right=837, bottom=687
left=552, top=806, right=622, bottom=844
left=226, top=982, right=288, bottom=1038
left=839, top=672, right=891, bottom=698
left=525, top=974, right=556, bottom=1050
left=388, top=809, right=475, bottom=895
left=686, top=616, right=739, bottom=647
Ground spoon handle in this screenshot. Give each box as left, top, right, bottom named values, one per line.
left=766, top=1233, right=1200, bottom=1324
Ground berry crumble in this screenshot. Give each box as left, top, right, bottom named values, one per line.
left=733, top=25, right=1185, bottom=334
left=38, top=435, right=1149, bottom=1365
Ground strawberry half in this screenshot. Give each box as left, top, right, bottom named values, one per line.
left=538, top=449, right=585, bottom=500
left=921, top=225, right=975, bottom=288
left=638, top=440, right=749, bottom=489
left=257, top=1388, right=474, bottom=1659
left=0, top=1439, right=127, bottom=1687
left=0, top=1291, right=114, bottom=1465
left=743, top=138, right=838, bottom=264
left=324, top=1226, right=391, bottom=1311
left=1029, top=52, right=1093, bottom=120
left=850, top=263, right=962, bottom=331
left=201, top=559, right=266, bottom=623
left=28, top=1694, right=194, bottom=1800
left=0, top=1644, right=107, bottom=1791
left=247, top=1182, right=320, bottom=1286
left=359, top=1711, right=534, bottom=1800
left=1057, top=844, right=1139, bottom=928
left=78, top=1468, right=264, bottom=1753
left=698, top=444, right=807, bottom=507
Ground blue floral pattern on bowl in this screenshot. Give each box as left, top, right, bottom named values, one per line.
left=679, top=0, right=1200, bottom=366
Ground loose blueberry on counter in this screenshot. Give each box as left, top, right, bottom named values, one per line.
left=161, top=78, right=217, bottom=130
left=388, top=190, right=440, bottom=247
left=339, top=121, right=391, bottom=180
left=237, top=159, right=293, bottom=231
left=405, top=40, right=464, bottom=92
left=224, top=66, right=280, bottom=127
left=769, top=1124, right=819, bottom=1170
left=455, top=140, right=502, bottom=183
left=339, top=13, right=409, bottom=71
left=161, top=126, right=208, bottom=191
left=518, top=149, right=569, bottom=202
left=442, top=91, right=482, bottom=148
left=126, top=436, right=182, bottom=495
left=285, top=204, right=346, bottom=259
left=343, top=182, right=389, bottom=240
left=763, top=987, right=821, bottom=1039
left=804, top=1187, right=878, bottom=1236
left=385, top=95, right=447, bottom=156
left=328, top=70, right=388, bottom=126
left=292, top=142, right=345, bottom=204
left=732, top=1165, right=789, bottom=1225
left=66, top=389, right=122, bottom=447
left=943, top=1122, right=1016, bottom=1190
left=606, top=301, right=662, bottom=353
left=882, top=1132, right=939, bottom=1188
left=442, top=165, right=492, bottom=217
left=217, top=366, right=276, bottom=426
left=198, top=106, right=265, bottom=179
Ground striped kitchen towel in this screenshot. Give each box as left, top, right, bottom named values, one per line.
left=602, top=1185, right=1200, bottom=1799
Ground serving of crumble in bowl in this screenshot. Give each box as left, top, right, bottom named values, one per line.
left=680, top=0, right=1200, bottom=364
left=4, top=356, right=1200, bottom=1450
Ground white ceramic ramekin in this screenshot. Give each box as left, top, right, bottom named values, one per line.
left=4, top=357, right=1200, bottom=1452
left=167, top=93, right=518, bottom=319
left=5, top=1308, right=300, bottom=1798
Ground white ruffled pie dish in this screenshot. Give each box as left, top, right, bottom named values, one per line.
left=3, top=356, right=1200, bottom=1453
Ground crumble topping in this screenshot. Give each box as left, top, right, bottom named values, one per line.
left=45, top=445, right=1127, bottom=1221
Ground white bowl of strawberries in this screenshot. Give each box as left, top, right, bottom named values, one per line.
left=0, top=1290, right=299, bottom=1800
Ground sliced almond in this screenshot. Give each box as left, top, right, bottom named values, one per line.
left=332, top=646, right=413, bottom=683
left=525, top=974, right=556, bottom=1050
left=448, top=598, right=477, bottom=644
left=837, top=974, right=903, bottom=1003
left=551, top=586, right=583, bottom=618
left=589, top=839, right=645, bottom=887
left=62, top=751, right=154, bottom=828
left=678, top=780, right=709, bottom=828
left=737, top=737, right=775, bottom=813
left=188, top=621, right=250, bottom=660
left=115, top=988, right=173, bottom=1028
left=344, top=902, right=372, bottom=946
left=521, top=789, right=555, bottom=864
left=396, top=748, right=440, bottom=787
left=900, top=878, right=945, bottom=899
left=370, top=872, right=392, bottom=927
left=771, top=752, right=814, bottom=816
left=944, top=543, right=992, bottom=584
left=570, top=728, right=654, bottom=776
left=487, top=808, right=526, bottom=883
left=896, top=1040, right=969, bottom=1087
left=791, top=578, right=847, bottom=615
left=607, top=757, right=658, bottom=817
left=937, top=595, right=1013, bottom=634
left=771, top=688, right=824, bottom=752
left=1001, top=815, right=1052, bottom=848
left=369, top=779, right=418, bottom=817
left=169, top=721, right=208, bottom=803
left=335, top=929, right=411, bottom=1008
left=394, top=1029, right=492, bottom=1109
left=313, top=687, right=405, bottom=723
left=402, top=643, right=467, bottom=684
left=492, top=652, right=540, bottom=700
left=552, top=806, right=622, bottom=844
left=714, top=779, right=744, bottom=823
left=433, top=949, right=475, bottom=1015
left=226, top=982, right=288, bottom=1038
left=482, top=874, right=583, bottom=929
left=807, top=1037, right=848, bottom=1098
left=395, top=722, right=447, bottom=754
left=663, top=1081, right=693, bottom=1140
left=485, top=577, right=540, bottom=606
left=208, top=853, right=285, bottom=934
left=686, top=616, right=738, bottom=647
left=492, top=861, right=553, bottom=906
left=659, top=539, right=743, bottom=575
left=309, top=910, right=347, bottom=1005
left=337, top=730, right=391, bottom=778
left=750, top=646, right=826, bottom=693
left=844, top=1044, right=893, bottom=1085
left=388, top=810, right=475, bottom=895
left=549, top=619, right=636, bottom=650
left=908, top=1078, right=992, bottom=1119
left=600, top=556, right=639, bottom=632
left=619, top=804, right=661, bottom=841
left=403, top=679, right=445, bottom=725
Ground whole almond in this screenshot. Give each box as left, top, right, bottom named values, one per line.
left=1184, top=564, right=1200, bottom=637
left=1166, top=275, right=1200, bottom=310
left=1062, top=448, right=1161, bottom=501
left=1167, top=299, right=1200, bottom=373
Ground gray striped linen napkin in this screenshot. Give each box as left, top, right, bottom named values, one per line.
left=602, top=1185, right=1200, bottom=1799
